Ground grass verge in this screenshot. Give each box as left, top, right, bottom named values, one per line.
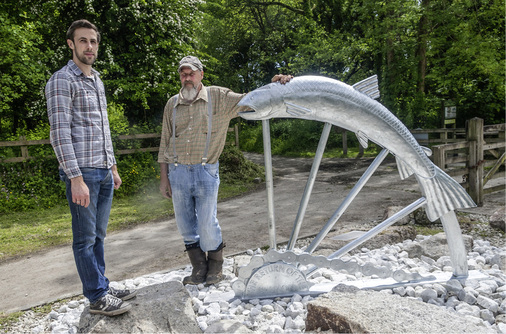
left=0, top=180, right=261, bottom=264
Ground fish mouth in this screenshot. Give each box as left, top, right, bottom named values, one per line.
left=238, top=110, right=259, bottom=120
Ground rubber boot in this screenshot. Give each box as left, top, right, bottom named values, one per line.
left=183, top=243, right=208, bottom=285
left=206, top=243, right=225, bottom=285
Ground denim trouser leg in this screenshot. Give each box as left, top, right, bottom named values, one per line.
left=168, top=163, right=222, bottom=252
left=60, top=168, right=114, bottom=303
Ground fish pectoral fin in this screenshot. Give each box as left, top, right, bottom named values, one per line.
left=356, top=131, right=369, bottom=149
left=421, top=146, right=433, bottom=157
left=395, top=157, right=414, bottom=180
left=285, top=102, right=312, bottom=117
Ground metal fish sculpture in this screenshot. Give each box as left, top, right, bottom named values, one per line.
left=238, top=75, right=476, bottom=221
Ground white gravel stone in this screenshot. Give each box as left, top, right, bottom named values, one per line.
left=421, top=288, right=438, bottom=302
left=478, top=295, right=500, bottom=313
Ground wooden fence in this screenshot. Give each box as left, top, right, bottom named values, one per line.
left=426, top=119, right=505, bottom=206
left=0, top=124, right=240, bottom=163
left=1, top=120, right=504, bottom=204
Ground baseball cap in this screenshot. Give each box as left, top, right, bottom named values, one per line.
left=178, top=56, right=203, bottom=72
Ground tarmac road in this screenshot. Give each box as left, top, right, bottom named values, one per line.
left=1, top=153, right=503, bottom=314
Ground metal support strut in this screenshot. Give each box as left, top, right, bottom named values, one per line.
left=288, top=122, right=332, bottom=250
left=262, top=120, right=276, bottom=249
left=306, top=148, right=390, bottom=254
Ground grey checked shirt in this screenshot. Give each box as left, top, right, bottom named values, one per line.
left=46, top=60, right=116, bottom=179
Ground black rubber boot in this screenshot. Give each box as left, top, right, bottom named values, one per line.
left=183, top=243, right=208, bottom=285
left=206, top=242, right=225, bottom=285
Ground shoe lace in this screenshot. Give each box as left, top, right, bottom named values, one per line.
left=104, top=294, right=122, bottom=308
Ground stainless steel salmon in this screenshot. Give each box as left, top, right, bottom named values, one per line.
left=238, top=75, right=476, bottom=221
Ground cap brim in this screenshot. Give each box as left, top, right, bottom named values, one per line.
left=178, top=64, right=199, bottom=72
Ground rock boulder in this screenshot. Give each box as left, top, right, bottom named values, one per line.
left=78, top=281, right=201, bottom=333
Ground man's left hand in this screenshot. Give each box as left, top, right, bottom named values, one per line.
left=112, top=165, right=122, bottom=190
left=272, top=74, right=293, bottom=84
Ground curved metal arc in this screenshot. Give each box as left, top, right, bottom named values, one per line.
left=288, top=122, right=332, bottom=250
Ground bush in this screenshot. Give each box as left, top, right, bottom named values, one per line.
left=0, top=158, right=66, bottom=213
left=114, top=152, right=160, bottom=198
left=219, top=145, right=264, bottom=184
left=0, top=145, right=263, bottom=213
left=239, top=119, right=354, bottom=156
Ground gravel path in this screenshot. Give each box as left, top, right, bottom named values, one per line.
left=3, top=221, right=505, bottom=333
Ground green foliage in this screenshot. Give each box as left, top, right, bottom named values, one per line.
left=239, top=120, right=352, bottom=156
left=114, top=152, right=160, bottom=198
left=0, top=12, right=52, bottom=135
left=0, top=158, right=66, bottom=213
left=108, top=102, right=130, bottom=137
left=218, top=145, right=264, bottom=184
left=202, top=0, right=504, bottom=128
left=1, top=0, right=204, bottom=132
left=0, top=104, right=160, bottom=213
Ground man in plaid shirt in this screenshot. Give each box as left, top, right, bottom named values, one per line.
left=158, top=55, right=292, bottom=286
left=46, top=19, right=136, bottom=316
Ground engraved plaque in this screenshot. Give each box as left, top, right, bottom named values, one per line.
left=244, top=262, right=309, bottom=298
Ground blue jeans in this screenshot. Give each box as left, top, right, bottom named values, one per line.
left=59, top=168, right=114, bottom=303
left=168, top=163, right=222, bottom=252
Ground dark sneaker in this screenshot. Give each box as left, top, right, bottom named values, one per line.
left=109, top=286, right=138, bottom=301
left=90, top=294, right=131, bottom=316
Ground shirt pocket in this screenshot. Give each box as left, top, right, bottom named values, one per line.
left=73, top=89, right=102, bottom=125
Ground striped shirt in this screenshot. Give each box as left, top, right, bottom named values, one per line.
left=158, top=85, right=249, bottom=165
left=46, top=60, right=116, bottom=179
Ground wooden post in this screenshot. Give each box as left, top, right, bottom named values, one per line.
left=440, top=130, right=447, bottom=144
left=358, top=141, right=364, bottom=158
left=234, top=123, right=239, bottom=147
left=342, top=130, right=348, bottom=156
left=466, top=118, right=484, bottom=206
left=19, top=136, right=29, bottom=161
left=432, top=145, right=445, bottom=169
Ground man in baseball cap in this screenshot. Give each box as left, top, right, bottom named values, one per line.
left=159, top=55, right=292, bottom=286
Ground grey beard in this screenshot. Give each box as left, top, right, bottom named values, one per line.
left=181, top=86, right=198, bottom=103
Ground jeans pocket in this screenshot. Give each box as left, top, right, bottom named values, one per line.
left=203, top=163, right=219, bottom=179
left=59, top=169, right=68, bottom=183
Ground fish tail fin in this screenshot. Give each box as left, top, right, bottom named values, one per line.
left=416, top=166, right=476, bottom=221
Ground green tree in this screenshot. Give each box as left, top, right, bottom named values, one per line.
left=0, top=12, right=52, bottom=137
left=201, top=0, right=504, bottom=128
left=1, top=0, right=204, bottom=133
left=425, top=0, right=505, bottom=126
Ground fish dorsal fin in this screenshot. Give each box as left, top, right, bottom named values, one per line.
left=352, top=75, right=380, bottom=100
left=356, top=131, right=369, bottom=149
left=285, top=102, right=312, bottom=117
left=421, top=146, right=432, bottom=157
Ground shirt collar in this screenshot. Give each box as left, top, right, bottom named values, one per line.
left=67, top=60, right=100, bottom=78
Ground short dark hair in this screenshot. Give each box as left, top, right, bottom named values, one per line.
left=66, top=19, right=101, bottom=43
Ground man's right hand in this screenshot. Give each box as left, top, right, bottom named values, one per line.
left=71, top=176, right=90, bottom=208
left=159, top=177, right=172, bottom=199
left=159, top=163, right=172, bottom=198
